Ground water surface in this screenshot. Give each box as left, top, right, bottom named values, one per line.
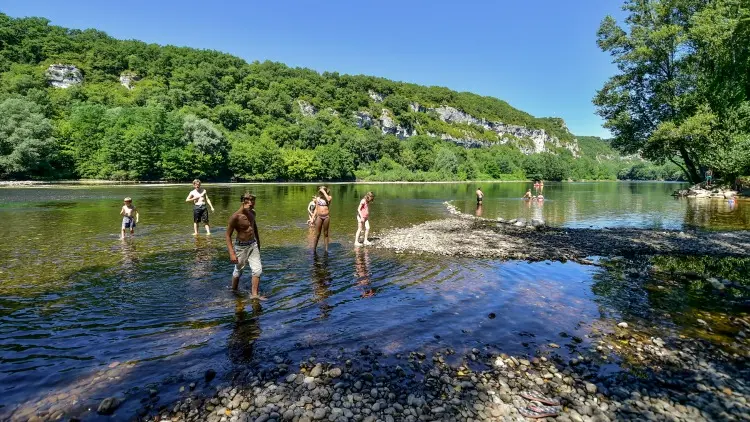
left=0, top=182, right=747, bottom=420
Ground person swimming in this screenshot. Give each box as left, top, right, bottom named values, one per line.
left=523, top=189, right=533, bottom=199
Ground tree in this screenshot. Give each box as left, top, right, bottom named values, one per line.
left=0, top=98, right=56, bottom=179
left=181, top=115, right=229, bottom=179
left=595, top=0, right=750, bottom=183
left=229, top=133, right=282, bottom=181
left=434, top=147, right=458, bottom=175
left=594, top=0, right=704, bottom=182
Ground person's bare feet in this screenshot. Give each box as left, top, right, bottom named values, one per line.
left=250, top=294, right=268, bottom=301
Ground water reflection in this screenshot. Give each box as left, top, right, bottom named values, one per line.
left=475, top=202, right=483, bottom=217
left=191, top=237, right=217, bottom=280
left=312, top=253, right=333, bottom=319
left=228, top=297, right=263, bottom=364
left=355, top=248, right=375, bottom=298
left=119, top=238, right=139, bottom=278
left=684, top=197, right=749, bottom=229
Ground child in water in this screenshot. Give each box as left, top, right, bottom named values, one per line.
left=354, top=192, right=375, bottom=246
left=120, top=197, right=139, bottom=239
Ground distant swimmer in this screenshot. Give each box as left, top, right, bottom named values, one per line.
left=537, top=194, right=544, bottom=201
left=226, top=193, right=264, bottom=298
left=306, top=196, right=317, bottom=226
left=476, top=187, right=484, bottom=204
left=312, top=186, right=333, bottom=251
left=354, top=192, right=374, bottom=247
left=120, top=197, right=139, bottom=239
left=186, top=179, right=215, bottom=235
left=523, top=189, right=533, bottom=199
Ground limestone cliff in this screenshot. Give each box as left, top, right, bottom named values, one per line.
left=46, top=64, right=83, bottom=88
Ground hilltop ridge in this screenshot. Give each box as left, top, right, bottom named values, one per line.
left=0, top=13, right=673, bottom=182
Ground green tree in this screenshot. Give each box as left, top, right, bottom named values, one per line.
left=229, top=133, right=282, bottom=181
left=181, top=115, right=229, bottom=179
left=0, top=98, right=56, bottom=179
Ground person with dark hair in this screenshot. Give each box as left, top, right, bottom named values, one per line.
left=312, top=186, right=333, bottom=251
left=226, top=193, right=264, bottom=298
left=186, top=179, right=214, bottom=235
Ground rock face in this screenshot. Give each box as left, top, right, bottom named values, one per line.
left=430, top=106, right=579, bottom=155
left=379, top=109, right=416, bottom=138
left=354, top=111, right=374, bottom=128
left=119, top=72, right=141, bottom=90
left=297, top=100, right=317, bottom=117
left=46, top=64, right=83, bottom=88
left=368, top=90, right=384, bottom=103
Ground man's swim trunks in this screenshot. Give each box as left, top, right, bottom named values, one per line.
left=193, top=205, right=209, bottom=224
left=233, top=240, right=262, bottom=277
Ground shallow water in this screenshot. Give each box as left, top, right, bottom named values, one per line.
left=0, top=182, right=748, bottom=420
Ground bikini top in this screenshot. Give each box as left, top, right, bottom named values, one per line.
left=317, top=198, right=329, bottom=207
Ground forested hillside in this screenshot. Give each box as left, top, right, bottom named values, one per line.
left=0, top=13, right=669, bottom=182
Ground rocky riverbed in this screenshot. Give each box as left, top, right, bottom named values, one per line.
left=148, top=309, right=749, bottom=422
left=371, top=203, right=750, bottom=262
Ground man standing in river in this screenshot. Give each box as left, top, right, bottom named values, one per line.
left=226, top=193, right=264, bottom=299
left=186, top=179, right=215, bottom=235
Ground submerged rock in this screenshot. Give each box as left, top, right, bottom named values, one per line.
left=97, top=397, right=120, bottom=415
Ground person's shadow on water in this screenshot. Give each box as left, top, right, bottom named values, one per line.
left=355, top=248, right=376, bottom=298
left=312, top=252, right=333, bottom=319
left=227, top=297, right=263, bottom=365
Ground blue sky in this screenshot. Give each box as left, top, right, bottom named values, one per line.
left=2, top=0, right=624, bottom=137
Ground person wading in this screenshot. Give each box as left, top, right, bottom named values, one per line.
left=186, top=179, right=214, bottom=235
left=226, top=193, right=265, bottom=299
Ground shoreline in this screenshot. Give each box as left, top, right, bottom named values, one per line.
left=0, top=179, right=688, bottom=188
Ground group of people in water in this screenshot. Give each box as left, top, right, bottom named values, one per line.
left=119, top=179, right=376, bottom=300
left=120, top=180, right=549, bottom=299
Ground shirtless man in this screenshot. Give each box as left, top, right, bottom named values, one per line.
left=476, top=187, right=484, bottom=204
left=523, top=189, right=533, bottom=199
left=226, top=193, right=264, bottom=298
left=186, top=179, right=214, bottom=235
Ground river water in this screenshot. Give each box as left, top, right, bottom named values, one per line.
left=0, top=181, right=747, bottom=420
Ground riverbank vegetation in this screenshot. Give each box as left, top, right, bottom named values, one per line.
left=595, top=0, right=750, bottom=184
left=1, top=12, right=678, bottom=182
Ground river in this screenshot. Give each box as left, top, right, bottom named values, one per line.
left=0, top=181, right=747, bottom=420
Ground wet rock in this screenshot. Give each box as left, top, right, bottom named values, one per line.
left=97, top=397, right=121, bottom=415
left=205, top=369, right=217, bottom=383
left=618, top=322, right=629, bottom=328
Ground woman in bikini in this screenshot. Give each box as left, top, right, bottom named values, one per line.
left=312, top=186, right=333, bottom=251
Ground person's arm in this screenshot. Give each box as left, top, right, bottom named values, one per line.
left=226, top=216, right=237, bottom=263
left=205, top=192, right=214, bottom=212
left=120, top=206, right=125, bottom=216
left=134, top=208, right=139, bottom=223
left=357, top=199, right=365, bottom=218
left=185, top=191, right=196, bottom=202
left=253, top=211, right=260, bottom=250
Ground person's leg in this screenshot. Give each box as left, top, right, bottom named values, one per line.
left=313, top=216, right=323, bottom=249
left=322, top=217, right=330, bottom=251
left=249, top=245, right=265, bottom=299
left=232, top=274, right=240, bottom=290
left=205, top=224, right=211, bottom=235
left=121, top=227, right=126, bottom=239
left=193, top=222, right=199, bottom=236
left=363, top=220, right=371, bottom=245
left=231, top=245, right=247, bottom=291
left=354, top=216, right=363, bottom=246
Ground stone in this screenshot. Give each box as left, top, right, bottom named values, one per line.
left=298, top=100, right=317, bottom=117
left=617, top=322, right=628, bottom=328
left=585, top=382, right=597, bottom=394
left=119, top=72, right=141, bottom=90
left=327, top=367, right=342, bottom=378
left=313, top=407, right=327, bottom=420
left=205, top=369, right=217, bottom=382
left=310, top=363, right=323, bottom=377
left=97, top=397, right=121, bottom=415
left=46, top=64, right=83, bottom=88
